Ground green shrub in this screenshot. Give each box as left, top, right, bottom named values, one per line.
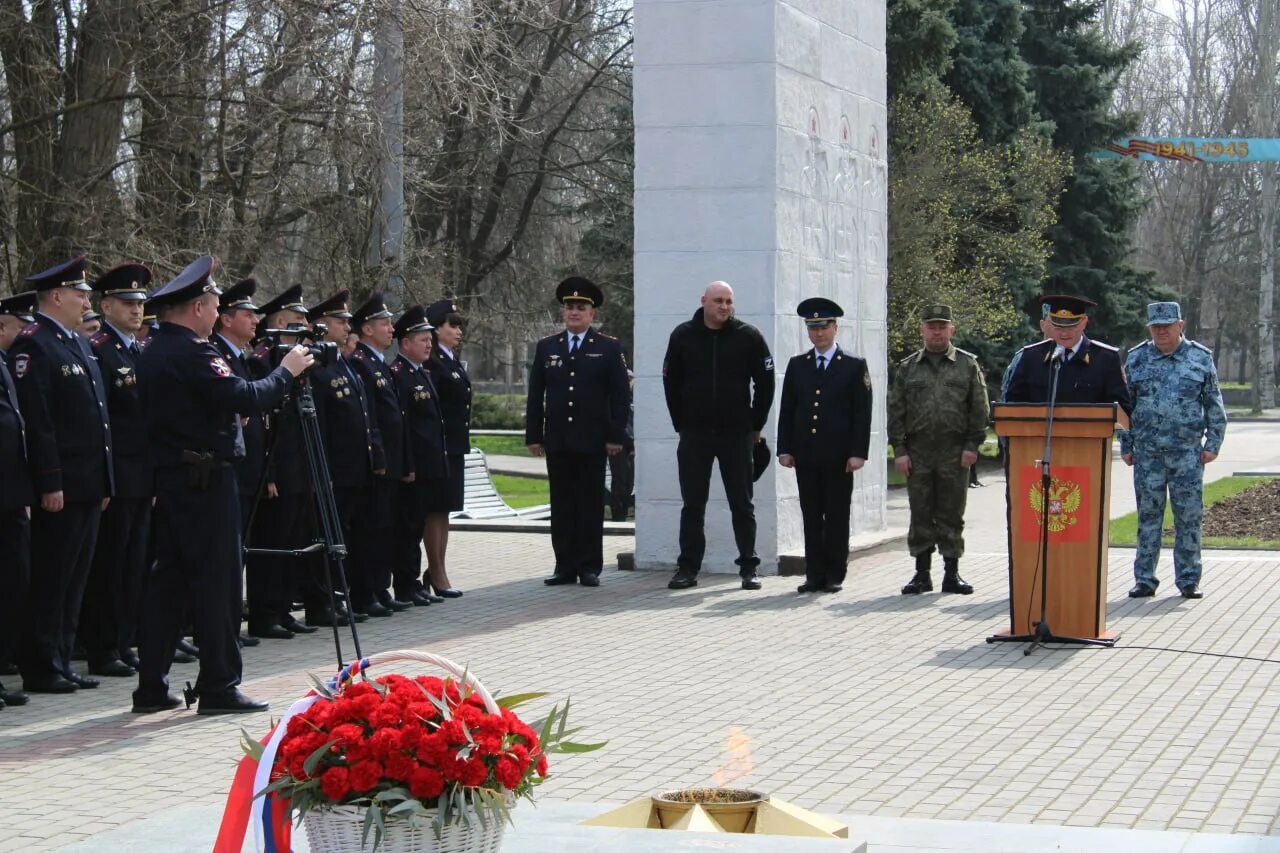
left=471, top=393, right=526, bottom=429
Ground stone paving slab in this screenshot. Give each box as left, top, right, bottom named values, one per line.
left=2, top=531, right=1279, bottom=851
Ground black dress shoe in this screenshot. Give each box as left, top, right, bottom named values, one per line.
left=89, top=659, right=136, bottom=677
left=740, top=573, right=762, bottom=591
left=409, top=591, right=433, bottom=607
left=822, top=583, right=843, bottom=593
left=0, top=684, right=29, bottom=706
left=248, top=623, right=295, bottom=640
left=173, top=648, right=198, bottom=663
left=579, top=574, right=601, bottom=587
left=544, top=574, right=577, bottom=586
left=24, top=675, right=78, bottom=694
left=176, top=638, right=200, bottom=658
left=132, top=692, right=183, bottom=713
left=364, top=602, right=394, bottom=617
left=1179, top=584, right=1203, bottom=599
left=431, top=586, right=463, bottom=598
left=65, top=672, right=99, bottom=689
left=120, top=650, right=141, bottom=669
left=797, top=582, right=823, bottom=593
left=282, top=617, right=318, bottom=634
left=198, top=689, right=269, bottom=715
left=387, top=598, right=414, bottom=611
left=901, top=571, right=933, bottom=595
left=306, top=609, right=349, bottom=627
left=1128, top=583, right=1156, bottom=598
left=238, top=633, right=261, bottom=647
left=668, top=570, right=699, bottom=590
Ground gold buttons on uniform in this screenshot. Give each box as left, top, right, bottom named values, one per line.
left=815, top=389, right=821, bottom=395
left=812, top=415, right=818, bottom=420
left=568, top=416, right=574, bottom=422
left=569, top=401, right=574, bottom=407
left=813, top=401, right=819, bottom=406
left=811, top=428, right=817, bottom=434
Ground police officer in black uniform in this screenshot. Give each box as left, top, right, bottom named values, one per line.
left=0, top=291, right=37, bottom=352
left=422, top=299, right=469, bottom=598
left=1004, top=295, right=1132, bottom=411
left=81, top=264, right=153, bottom=676
left=0, top=299, right=33, bottom=707
left=350, top=292, right=414, bottom=611
left=390, top=306, right=447, bottom=604
left=309, top=289, right=386, bottom=617
left=526, top=277, right=630, bottom=587
left=10, top=256, right=114, bottom=694
left=777, top=298, right=873, bottom=594
left=132, top=256, right=313, bottom=714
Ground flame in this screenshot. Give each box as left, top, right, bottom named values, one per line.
left=712, top=726, right=754, bottom=786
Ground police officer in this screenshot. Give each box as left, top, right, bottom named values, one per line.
left=888, top=305, right=988, bottom=596
left=0, top=291, right=37, bottom=352
left=81, top=264, right=153, bottom=677
left=350, top=292, right=414, bottom=610
left=0, top=298, right=32, bottom=708
left=309, top=289, right=386, bottom=617
left=663, top=281, right=775, bottom=590
left=1003, top=295, right=1131, bottom=411
left=1121, top=301, right=1227, bottom=600
left=10, top=256, right=114, bottom=694
left=526, top=277, right=630, bottom=587
left=422, top=298, right=469, bottom=598
left=132, top=256, right=312, bottom=714
left=390, top=306, right=447, bottom=603
left=777, top=298, right=872, bottom=594
left=79, top=311, right=102, bottom=337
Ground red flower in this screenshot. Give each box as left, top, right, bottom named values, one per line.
left=416, top=731, right=450, bottom=766
left=330, top=723, right=364, bottom=746
left=508, top=743, right=531, bottom=772
left=408, top=767, right=445, bottom=799
left=371, top=702, right=402, bottom=729
left=349, top=760, right=384, bottom=793
left=536, top=754, right=549, bottom=777
left=495, top=756, right=523, bottom=790
left=320, top=766, right=351, bottom=800
left=458, top=756, right=489, bottom=787
left=369, top=727, right=403, bottom=760
left=384, top=753, right=415, bottom=781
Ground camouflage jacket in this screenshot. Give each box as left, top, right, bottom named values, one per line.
left=1120, top=338, right=1227, bottom=456
left=888, top=344, right=989, bottom=456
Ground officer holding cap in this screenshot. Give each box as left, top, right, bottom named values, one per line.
left=1121, top=301, right=1226, bottom=600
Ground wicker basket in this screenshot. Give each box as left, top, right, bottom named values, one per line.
left=301, top=650, right=511, bottom=853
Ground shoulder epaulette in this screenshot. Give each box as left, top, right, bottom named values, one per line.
left=1088, top=339, right=1119, bottom=352
left=90, top=331, right=110, bottom=346
left=18, top=322, right=38, bottom=338
left=1022, top=339, right=1052, bottom=353
left=597, top=332, right=617, bottom=341
left=1189, top=340, right=1213, bottom=354
left=898, top=350, right=923, bottom=366
left=538, top=332, right=561, bottom=345
left=954, top=347, right=977, bottom=360
left=389, top=360, right=403, bottom=374
left=1130, top=339, right=1151, bottom=349
left=350, top=348, right=365, bottom=360
left=252, top=342, right=270, bottom=359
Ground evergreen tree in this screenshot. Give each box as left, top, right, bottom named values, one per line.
left=887, top=0, right=958, bottom=100
left=945, top=0, right=1036, bottom=144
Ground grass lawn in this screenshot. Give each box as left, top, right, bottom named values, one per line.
left=1110, top=476, right=1280, bottom=548
left=492, top=474, right=550, bottom=508
left=472, top=434, right=529, bottom=456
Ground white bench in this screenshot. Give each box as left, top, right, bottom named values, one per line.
left=450, top=448, right=551, bottom=521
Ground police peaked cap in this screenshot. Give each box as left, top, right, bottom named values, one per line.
left=308, top=289, right=352, bottom=322
left=0, top=290, right=38, bottom=321
left=796, top=297, right=843, bottom=326
left=92, top=263, right=152, bottom=301
left=1039, top=294, right=1096, bottom=327
left=26, top=255, right=91, bottom=292
left=147, top=255, right=222, bottom=308
left=256, top=284, right=307, bottom=317
left=424, top=298, right=462, bottom=328
left=352, top=291, right=394, bottom=328
left=220, top=277, right=259, bottom=312
left=556, top=276, right=603, bottom=308
left=394, top=304, right=433, bottom=339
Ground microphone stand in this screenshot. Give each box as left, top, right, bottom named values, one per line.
left=990, top=350, right=1116, bottom=656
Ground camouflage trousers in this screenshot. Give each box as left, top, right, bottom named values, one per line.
left=906, top=447, right=970, bottom=559
left=1132, top=446, right=1203, bottom=589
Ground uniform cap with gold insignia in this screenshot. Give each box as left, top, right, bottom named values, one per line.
left=0, top=290, right=38, bottom=322
left=92, top=262, right=152, bottom=302
left=219, top=277, right=259, bottom=312
left=556, top=276, right=604, bottom=308
left=394, top=304, right=433, bottom=339
left=425, top=298, right=463, bottom=328
left=1038, top=294, right=1096, bottom=328
left=353, top=291, right=394, bottom=328
left=921, top=304, right=953, bottom=323
left=25, top=255, right=91, bottom=293
left=256, top=284, right=307, bottom=317
left=308, top=288, right=352, bottom=322
left=796, top=297, right=843, bottom=327
left=147, top=255, right=222, bottom=308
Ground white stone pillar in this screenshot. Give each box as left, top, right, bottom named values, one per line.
left=633, top=0, right=889, bottom=573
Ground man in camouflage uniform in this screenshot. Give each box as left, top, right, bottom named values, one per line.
left=888, top=305, right=989, bottom=596
left=1121, top=301, right=1226, bottom=600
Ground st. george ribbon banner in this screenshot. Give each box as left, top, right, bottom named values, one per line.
left=1095, top=137, right=1280, bottom=163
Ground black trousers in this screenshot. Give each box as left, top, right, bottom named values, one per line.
left=80, top=497, right=151, bottom=664
left=333, top=484, right=372, bottom=609
left=136, top=466, right=242, bottom=699
left=351, top=476, right=394, bottom=602
left=676, top=430, right=758, bottom=574
left=21, top=500, right=102, bottom=681
left=392, top=479, right=430, bottom=599
left=546, top=451, right=607, bottom=579
left=248, top=491, right=314, bottom=621
left=795, top=464, right=854, bottom=585
left=0, top=506, right=31, bottom=669
left=608, top=452, right=634, bottom=521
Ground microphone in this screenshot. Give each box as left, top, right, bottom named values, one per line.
left=1051, top=345, right=1066, bottom=364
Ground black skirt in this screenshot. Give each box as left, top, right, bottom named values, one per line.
left=420, top=453, right=465, bottom=513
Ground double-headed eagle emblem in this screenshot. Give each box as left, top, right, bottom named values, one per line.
left=1028, top=476, right=1082, bottom=533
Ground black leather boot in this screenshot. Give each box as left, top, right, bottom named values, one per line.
left=902, top=552, right=933, bottom=594
left=941, top=557, right=973, bottom=594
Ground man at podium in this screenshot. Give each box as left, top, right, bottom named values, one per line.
left=1004, top=295, right=1131, bottom=413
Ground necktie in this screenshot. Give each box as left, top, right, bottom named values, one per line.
left=569, top=335, right=579, bottom=354
left=817, top=354, right=826, bottom=372
left=130, top=342, right=140, bottom=358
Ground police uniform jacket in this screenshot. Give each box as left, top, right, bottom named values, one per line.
left=311, top=355, right=380, bottom=488
left=426, top=347, right=471, bottom=456
left=137, top=322, right=293, bottom=469
left=213, top=334, right=268, bottom=497
left=249, top=343, right=307, bottom=496
left=90, top=324, right=152, bottom=500
left=777, top=346, right=873, bottom=467
left=351, top=342, right=409, bottom=479
left=1004, top=337, right=1132, bottom=413
left=9, top=313, right=114, bottom=500
left=391, top=354, right=447, bottom=480
left=0, top=353, right=32, bottom=509
left=1120, top=338, right=1227, bottom=456
left=525, top=328, right=629, bottom=453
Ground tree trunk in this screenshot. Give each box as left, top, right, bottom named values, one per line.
left=1256, top=0, right=1277, bottom=410
left=366, top=0, right=406, bottom=297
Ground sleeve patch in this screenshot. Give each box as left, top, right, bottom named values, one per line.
left=210, top=356, right=232, bottom=377
left=764, top=356, right=774, bottom=371
left=13, top=353, right=30, bottom=378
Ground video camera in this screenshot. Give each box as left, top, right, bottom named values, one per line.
left=262, top=322, right=339, bottom=369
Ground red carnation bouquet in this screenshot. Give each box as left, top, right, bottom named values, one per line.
left=241, top=652, right=602, bottom=851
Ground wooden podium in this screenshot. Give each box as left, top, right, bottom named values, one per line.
left=989, top=403, right=1127, bottom=644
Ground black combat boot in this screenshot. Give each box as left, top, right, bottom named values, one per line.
left=901, top=552, right=933, bottom=594
left=941, top=557, right=973, bottom=595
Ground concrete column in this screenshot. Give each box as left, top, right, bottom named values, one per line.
left=632, top=0, right=888, bottom=573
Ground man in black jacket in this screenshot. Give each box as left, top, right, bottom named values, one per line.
left=662, top=281, right=775, bottom=590
left=777, top=298, right=872, bottom=594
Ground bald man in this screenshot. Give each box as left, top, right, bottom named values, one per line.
left=662, top=282, right=775, bottom=590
